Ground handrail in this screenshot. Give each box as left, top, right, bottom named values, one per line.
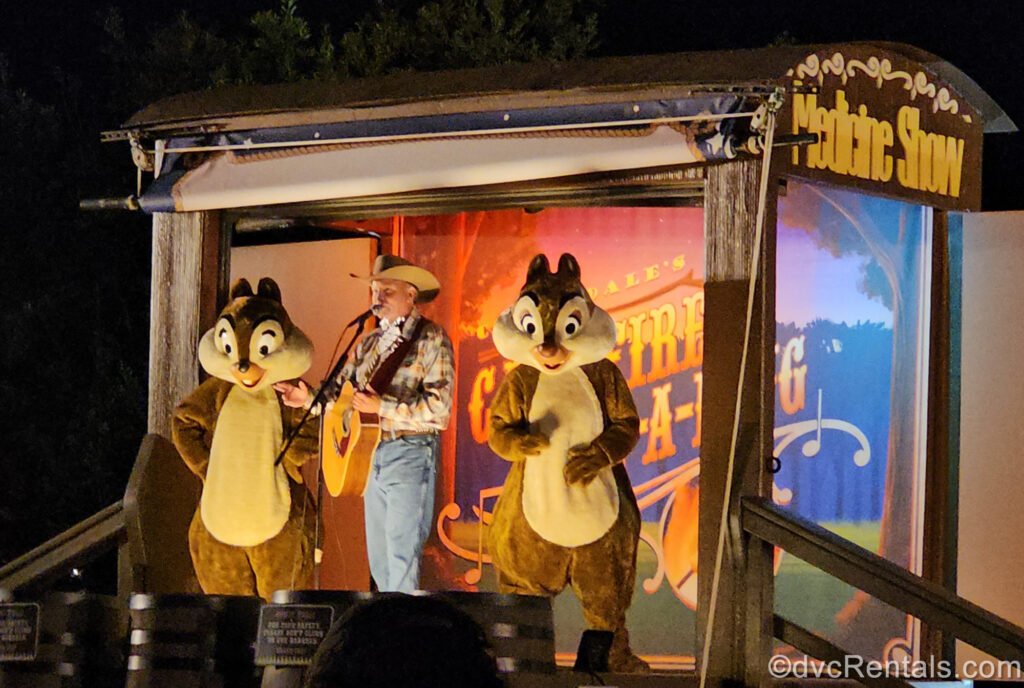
left=0, top=501, right=126, bottom=594
left=774, top=615, right=914, bottom=688
left=0, top=435, right=200, bottom=598
left=742, top=496, right=1024, bottom=664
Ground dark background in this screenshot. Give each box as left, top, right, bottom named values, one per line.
left=1, top=0, right=1020, bottom=573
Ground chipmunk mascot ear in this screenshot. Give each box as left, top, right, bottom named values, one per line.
left=172, top=277, right=318, bottom=600
left=487, top=253, right=649, bottom=673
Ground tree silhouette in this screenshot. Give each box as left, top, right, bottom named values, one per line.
left=102, top=0, right=601, bottom=99
left=335, top=0, right=599, bottom=78
left=0, top=57, right=149, bottom=570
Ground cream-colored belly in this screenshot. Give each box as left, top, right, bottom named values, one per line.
left=201, top=386, right=291, bottom=546
left=522, top=368, right=619, bottom=546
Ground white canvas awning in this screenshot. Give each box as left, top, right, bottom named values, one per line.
left=153, top=124, right=733, bottom=212
left=135, top=88, right=765, bottom=212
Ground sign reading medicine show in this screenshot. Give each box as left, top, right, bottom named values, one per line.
left=778, top=48, right=983, bottom=210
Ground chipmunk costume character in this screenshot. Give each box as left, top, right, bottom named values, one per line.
left=487, top=254, right=649, bottom=673
left=172, top=278, right=318, bottom=600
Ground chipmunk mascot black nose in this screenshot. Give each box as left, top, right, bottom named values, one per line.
left=172, top=278, right=318, bottom=600
left=487, top=253, right=649, bottom=673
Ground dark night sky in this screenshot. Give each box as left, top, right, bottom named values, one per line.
left=3, top=0, right=1022, bottom=209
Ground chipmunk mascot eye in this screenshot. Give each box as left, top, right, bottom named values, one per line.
left=172, top=277, right=318, bottom=600
left=487, top=253, right=649, bottom=673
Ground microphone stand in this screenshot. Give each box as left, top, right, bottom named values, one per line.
left=274, top=310, right=374, bottom=466
left=274, top=310, right=374, bottom=589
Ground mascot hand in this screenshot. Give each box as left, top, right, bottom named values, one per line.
left=516, top=430, right=550, bottom=459
left=564, top=442, right=610, bottom=486
left=275, top=380, right=310, bottom=408
left=284, top=461, right=304, bottom=484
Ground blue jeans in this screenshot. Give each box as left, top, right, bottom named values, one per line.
left=364, top=433, right=439, bottom=592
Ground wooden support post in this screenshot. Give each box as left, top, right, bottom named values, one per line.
left=699, top=159, right=777, bottom=687
left=921, top=210, right=957, bottom=663
left=744, top=531, right=776, bottom=686
left=147, top=211, right=227, bottom=437
left=125, top=210, right=224, bottom=595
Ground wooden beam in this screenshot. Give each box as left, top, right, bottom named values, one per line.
left=0, top=502, right=126, bottom=593
left=744, top=532, right=775, bottom=686
left=699, top=158, right=777, bottom=686
left=148, top=211, right=226, bottom=437
left=773, top=615, right=914, bottom=688
left=921, top=210, right=956, bottom=662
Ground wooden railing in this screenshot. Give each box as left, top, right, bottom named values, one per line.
left=742, top=495, right=1024, bottom=685
left=0, top=501, right=126, bottom=595
left=0, top=434, right=200, bottom=597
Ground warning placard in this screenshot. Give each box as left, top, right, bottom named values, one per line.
left=0, top=604, right=40, bottom=662
left=255, top=604, right=334, bottom=666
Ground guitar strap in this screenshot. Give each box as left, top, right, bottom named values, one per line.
left=366, top=316, right=428, bottom=394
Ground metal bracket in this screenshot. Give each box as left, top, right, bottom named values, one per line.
left=128, top=132, right=154, bottom=172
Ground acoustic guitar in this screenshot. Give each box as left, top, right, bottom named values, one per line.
left=321, top=380, right=380, bottom=497
left=320, top=317, right=427, bottom=497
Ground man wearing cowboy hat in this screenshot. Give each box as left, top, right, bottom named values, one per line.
left=276, top=255, right=454, bottom=592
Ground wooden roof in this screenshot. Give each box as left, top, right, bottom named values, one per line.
left=115, top=42, right=1013, bottom=139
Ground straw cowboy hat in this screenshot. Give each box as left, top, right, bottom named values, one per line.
left=353, top=254, right=441, bottom=303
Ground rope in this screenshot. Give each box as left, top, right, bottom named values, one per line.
left=156, top=109, right=758, bottom=157
left=223, top=119, right=722, bottom=164
left=698, top=103, right=778, bottom=688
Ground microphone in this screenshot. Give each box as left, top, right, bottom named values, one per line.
left=346, top=305, right=380, bottom=327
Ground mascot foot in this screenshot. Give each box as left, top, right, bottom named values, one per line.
left=608, top=649, right=651, bottom=674
left=607, top=628, right=651, bottom=674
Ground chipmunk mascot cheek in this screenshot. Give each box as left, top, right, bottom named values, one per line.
left=487, top=253, right=649, bottom=673
left=172, top=278, right=318, bottom=601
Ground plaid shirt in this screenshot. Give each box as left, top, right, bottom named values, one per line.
left=337, top=308, right=454, bottom=434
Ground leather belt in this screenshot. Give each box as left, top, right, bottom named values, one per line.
left=384, top=429, right=435, bottom=440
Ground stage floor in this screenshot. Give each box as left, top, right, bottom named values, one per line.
left=507, top=670, right=698, bottom=688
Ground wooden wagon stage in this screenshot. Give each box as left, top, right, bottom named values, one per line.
left=3, top=42, right=1024, bottom=687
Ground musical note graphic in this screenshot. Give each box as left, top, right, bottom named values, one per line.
left=773, top=388, right=871, bottom=468
left=802, top=388, right=823, bottom=457
left=436, top=486, right=503, bottom=585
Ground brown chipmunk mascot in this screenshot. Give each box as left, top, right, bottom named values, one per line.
left=172, top=278, right=318, bottom=600
left=487, top=253, right=649, bottom=673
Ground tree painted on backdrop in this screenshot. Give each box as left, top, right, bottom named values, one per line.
left=779, top=181, right=928, bottom=659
